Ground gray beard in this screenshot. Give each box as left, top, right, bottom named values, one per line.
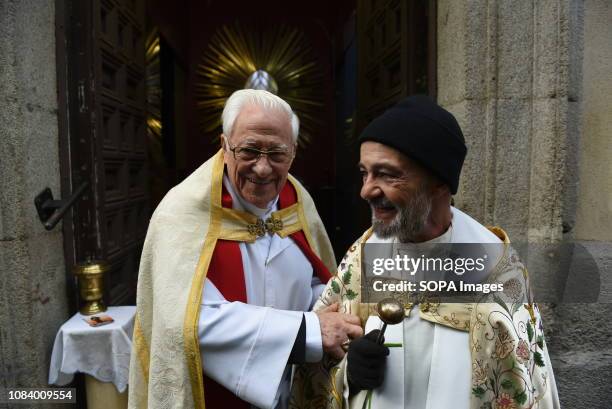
left=371, top=188, right=433, bottom=243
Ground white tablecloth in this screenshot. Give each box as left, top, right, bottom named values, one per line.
left=48, top=306, right=135, bottom=393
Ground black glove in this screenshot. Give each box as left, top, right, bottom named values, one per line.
left=347, top=330, right=389, bottom=394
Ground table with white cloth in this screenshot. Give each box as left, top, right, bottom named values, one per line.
left=49, top=306, right=135, bottom=409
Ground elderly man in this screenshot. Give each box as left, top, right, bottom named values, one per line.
left=129, top=90, right=362, bottom=409
left=290, top=96, right=560, bottom=409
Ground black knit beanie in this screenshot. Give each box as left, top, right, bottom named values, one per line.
left=359, top=95, right=467, bottom=194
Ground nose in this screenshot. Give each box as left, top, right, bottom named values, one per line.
left=360, top=174, right=382, bottom=201
left=251, top=155, right=274, bottom=178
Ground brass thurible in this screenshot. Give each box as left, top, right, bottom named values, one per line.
left=73, top=261, right=109, bottom=315
left=375, top=298, right=405, bottom=344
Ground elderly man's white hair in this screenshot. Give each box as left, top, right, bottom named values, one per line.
left=222, top=89, right=299, bottom=143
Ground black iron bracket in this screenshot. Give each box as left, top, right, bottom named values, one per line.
left=34, top=182, right=89, bottom=231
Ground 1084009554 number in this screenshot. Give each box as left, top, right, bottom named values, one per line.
left=2, top=388, right=76, bottom=403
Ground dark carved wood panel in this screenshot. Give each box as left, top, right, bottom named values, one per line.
left=356, top=0, right=436, bottom=133
left=95, top=0, right=148, bottom=305
left=66, top=0, right=149, bottom=306
left=353, top=0, right=437, bottom=230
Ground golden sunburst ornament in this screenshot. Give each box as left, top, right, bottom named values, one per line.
left=195, top=22, right=324, bottom=147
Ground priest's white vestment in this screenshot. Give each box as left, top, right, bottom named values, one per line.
left=197, top=175, right=326, bottom=408
left=129, top=150, right=336, bottom=409
left=290, top=207, right=560, bottom=409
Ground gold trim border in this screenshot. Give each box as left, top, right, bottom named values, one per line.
left=133, top=314, right=150, bottom=383
left=288, top=175, right=314, bottom=248
left=184, top=149, right=225, bottom=409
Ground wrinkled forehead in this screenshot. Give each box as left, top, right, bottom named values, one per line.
left=231, top=104, right=293, bottom=146
left=359, top=141, right=432, bottom=177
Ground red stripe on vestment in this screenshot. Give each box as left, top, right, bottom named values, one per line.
left=279, top=181, right=332, bottom=284
left=203, top=180, right=331, bottom=408
left=204, top=185, right=249, bottom=409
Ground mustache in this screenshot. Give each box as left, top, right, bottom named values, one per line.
left=368, top=197, right=397, bottom=209
left=245, top=176, right=274, bottom=184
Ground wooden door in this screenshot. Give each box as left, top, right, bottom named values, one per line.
left=356, top=0, right=436, bottom=132
left=59, top=0, right=149, bottom=306
left=350, top=0, right=437, bottom=231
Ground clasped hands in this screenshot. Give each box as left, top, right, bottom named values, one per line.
left=316, top=302, right=363, bottom=359
left=316, top=303, right=389, bottom=392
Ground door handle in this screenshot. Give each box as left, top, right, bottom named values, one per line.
left=34, top=182, right=89, bottom=230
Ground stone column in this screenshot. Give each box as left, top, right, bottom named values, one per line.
left=438, top=0, right=574, bottom=243
left=437, top=0, right=612, bottom=406
left=0, top=0, right=70, bottom=403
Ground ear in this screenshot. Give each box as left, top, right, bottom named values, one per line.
left=291, top=142, right=298, bottom=158
left=431, top=179, right=450, bottom=198
left=221, top=134, right=231, bottom=165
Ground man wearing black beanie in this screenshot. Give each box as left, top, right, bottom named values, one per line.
left=291, top=96, right=559, bottom=409
left=356, top=95, right=468, bottom=243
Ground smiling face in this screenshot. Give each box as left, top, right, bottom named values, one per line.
left=223, top=103, right=295, bottom=209
left=359, top=141, right=436, bottom=241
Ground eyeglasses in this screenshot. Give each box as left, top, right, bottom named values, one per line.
left=226, top=139, right=293, bottom=165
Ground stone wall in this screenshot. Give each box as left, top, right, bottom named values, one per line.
left=558, top=1, right=612, bottom=407
left=574, top=0, right=612, bottom=242
left=437, top=0, right=612, bottom=407
left=0, top=0, right=70, bottom=406
left=438, top=0, right=573, bottom=242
